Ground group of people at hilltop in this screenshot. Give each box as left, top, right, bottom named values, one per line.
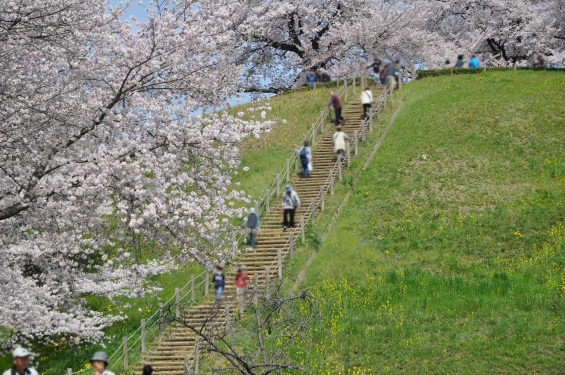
left=449, top=53, right=548, bottom=69
left=449, top=54, right=481, bottom=69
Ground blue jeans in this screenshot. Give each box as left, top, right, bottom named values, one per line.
left=249, top=229, right=257, bottom=248
left=215, top=286, right=223, bottom=302
left=302, top=163, right=309, bottom=177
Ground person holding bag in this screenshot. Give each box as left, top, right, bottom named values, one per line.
left=299, top=140, right=313, bottom=177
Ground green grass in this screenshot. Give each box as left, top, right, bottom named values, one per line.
left=288, top=70, right=565, bottom=373
left=30, top=84, right=336, bottom=374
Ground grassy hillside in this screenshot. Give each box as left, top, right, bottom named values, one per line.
left=290, top=71, right=564, bottom=373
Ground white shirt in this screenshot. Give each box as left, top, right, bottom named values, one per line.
left=333, top=131, right=349, bottom=153
left=3, top=368, right=39, bottom=375
left=360, top=89, right=373, bottom=104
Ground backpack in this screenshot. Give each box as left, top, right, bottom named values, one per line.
left=246, top=213, right=258, bottom=228
left=299, top=147, right=308, bottom=166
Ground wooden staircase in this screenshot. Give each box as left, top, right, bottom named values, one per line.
left=138, top=88, right=384, bottom=374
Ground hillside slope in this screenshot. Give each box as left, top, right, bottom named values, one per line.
left=294, top=71, right=564, bottom=373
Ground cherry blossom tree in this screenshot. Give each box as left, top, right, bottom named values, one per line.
left=430, top=0, right=565, bottom=66
left=216, top=0, right=456, bottom=89
left=0, top=0, right=272, bottom=344
left=344, top=0, right=454, bottom=69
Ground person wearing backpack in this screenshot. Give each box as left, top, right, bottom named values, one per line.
left=299, top=140, right=312, bottom=177
left=282, top=184, right=300, bottom=230
left=212, top=264, right=225, bottom=306
left=360, top=87, right=373, bottom=120
left=243, top=207, right=260, bottom=249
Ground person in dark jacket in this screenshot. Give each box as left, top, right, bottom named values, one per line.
left=454, top=54, right=466, bottom=68
left=328, top=91, right=344, bottom=126
left=212, top=264, right=225, bottom=305
left=244, top=207, right=260, bottom=249
left=299, top=140, right=312, bottom=177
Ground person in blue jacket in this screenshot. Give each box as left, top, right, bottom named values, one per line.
left=468, top=55, right=480, bottom=69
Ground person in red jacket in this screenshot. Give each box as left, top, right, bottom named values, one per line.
left=233, top=268, right=251, bottom=317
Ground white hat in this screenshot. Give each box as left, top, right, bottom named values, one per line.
left=91, top=351, right=109, bottom=363
left=12, top=347, right=31, bottom=358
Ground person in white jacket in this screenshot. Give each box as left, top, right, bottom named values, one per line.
left=333, top=126, right=350, bottom=159
left=2, top=347, right=38, bottom=375
left=360, top=87, right=373, bottom=120
left=282, top=184, right=300, bottom=229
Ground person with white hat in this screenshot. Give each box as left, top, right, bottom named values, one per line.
left=2, top=347, right=38, bottom=375
left=90, top=351, right=115, bottom=375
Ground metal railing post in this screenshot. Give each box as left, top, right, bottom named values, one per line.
left=338, top=156, right=343, bottom=181
left=369, top=108, right=374, bottom=132
left=141, top=319, right=146, bottom=353
left=377, top=97, right=381, bottom=118
left=330, top=169, right=334, bottom=195
left=158, top=303, right=163, bottom=333
left=347, top=142, right=351, bottom=167
left=289, top=233, right=294, bottom=257
left=295, top=149, right=300, bottom=171
left=265, top=189, right=270, bottom=213
left=190, top=275, right=195, bottom=303
left=311, top=123, right=316, bottom=145
left=225, top=304, right=231, bottom=331
left=277, top=248, right=283, bottom=278
left=276, top=174, right=280, bottom=197
left=300, top=215, right=305, bottom=242
left=285, top=159, right=290, bottom=182
left=354, top=130, right=358, bottom=155
left=320, top=110, right=325, bottom=132
left=320, top=186, right=325, bottom=211
left=310, top=197, right=315, bottom=220
left=265, top=267, right=271, bottom=298
left=123, top=336, right=128, bottom=371
left=194, top=339, right=200, bottom=375
left=253, top=274, right=259, bottom=306
left=204, top=269, right=209, bottom=296
left=175, top=287, right=180, bottom=318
